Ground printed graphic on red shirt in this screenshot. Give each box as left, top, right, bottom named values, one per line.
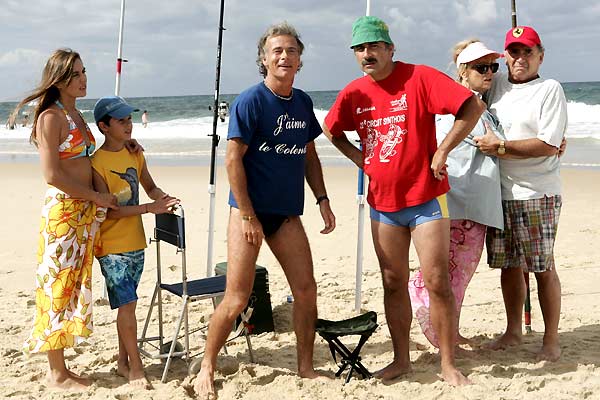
left=361, top=94, right=408, bottom=164
left=325, top=63, right=472, bottom=211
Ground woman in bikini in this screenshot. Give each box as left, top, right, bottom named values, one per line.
left=12, top=48, right=119, bottom=389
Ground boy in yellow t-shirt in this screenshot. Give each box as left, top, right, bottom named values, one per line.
left=92, top=96, right=179, bottom=389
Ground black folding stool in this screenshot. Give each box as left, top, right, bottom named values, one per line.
left=316, top=311, right=378, bottom=384
left=138, top=206, right=254, bottom=382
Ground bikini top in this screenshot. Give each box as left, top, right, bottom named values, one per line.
left=55, top=100, right=96, bottom=160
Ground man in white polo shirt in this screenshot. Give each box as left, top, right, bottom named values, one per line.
left=475, top=25, right=567, bottom=362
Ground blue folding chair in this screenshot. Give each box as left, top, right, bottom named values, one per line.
left=138, top=206, right=254, bottom=382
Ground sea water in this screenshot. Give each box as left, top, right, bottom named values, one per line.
left=1, top=82, right=598, bottom=168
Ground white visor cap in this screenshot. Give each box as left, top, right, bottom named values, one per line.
left=456, top=41, right=503, bottom=67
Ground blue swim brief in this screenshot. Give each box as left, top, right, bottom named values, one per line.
left=98, top=249, right=145, bottom=310
left=370, top=194, right=449, bottom=227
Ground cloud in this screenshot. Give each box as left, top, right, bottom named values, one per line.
left=0, top=48, right=46, bottom=67
left=387, top=8, right=417, bottom=36
left=454, top=0, right=498, bottom=27
left=0, top=0, right=597, bottom=99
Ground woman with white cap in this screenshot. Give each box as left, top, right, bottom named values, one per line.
left=408, top=39, right=506, bottom=348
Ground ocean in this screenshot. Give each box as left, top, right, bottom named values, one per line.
left=1, top=82, right=599, bottom=168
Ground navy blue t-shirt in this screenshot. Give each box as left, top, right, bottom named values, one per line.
left=227, top=82, right=322, bottom=215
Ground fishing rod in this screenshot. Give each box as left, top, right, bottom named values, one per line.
left=100, top=0, right=128, bottom=302
left=114, top=0, right=127, bottom=96
left=511, top=0, right=518, bottom=28
left=206, top=0, right=226, bottom=277
left=509, top=0, right=533, bottom=335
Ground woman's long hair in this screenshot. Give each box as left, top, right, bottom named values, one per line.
left=10, top=48, right=81, bottom=147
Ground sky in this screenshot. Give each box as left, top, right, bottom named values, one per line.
left=1, top=0, right=598, bottom=100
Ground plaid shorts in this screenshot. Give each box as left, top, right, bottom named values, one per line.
left=486, top=195, right=561, bottom=273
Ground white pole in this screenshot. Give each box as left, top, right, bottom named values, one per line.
left=355, top=0, right=371, bottom=312
left=206, top=0, right=226, bottom=277
left=101, top=0, right=127, bottom=302
left=114, top=0, right=126, bottom=96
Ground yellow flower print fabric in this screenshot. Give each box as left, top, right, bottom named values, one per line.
left=23, top=188, right=106, bottom=354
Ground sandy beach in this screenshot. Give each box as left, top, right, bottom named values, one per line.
left=1, top=161, right=599, bottom=399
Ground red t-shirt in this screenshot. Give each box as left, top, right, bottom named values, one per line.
left=325, top=62, right=473, bottom=211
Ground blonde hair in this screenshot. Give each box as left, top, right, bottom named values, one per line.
left=451, top=38, right=480, bottom=84
left=10, top=48, right=82, bottom=147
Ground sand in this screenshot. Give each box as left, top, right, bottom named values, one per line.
left=1, top=161, right=599, bottom=399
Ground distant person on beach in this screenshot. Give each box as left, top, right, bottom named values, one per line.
left=6, top=117, right=16, bottom=129
left=217, top=101, right=229, bottom=122
left=14, top=48, right=118, bottom=390
left=92, top=96, right=179, bottom=389
left=194, top=22, right=336, bottom=398
left=141, top=110, right=148, bottom=128
left=474, top=26, right=568, bottom=362
left=323, top=16, right=485, bottom=386
left=22, top=112, right=30, bottom=127
left=408, top=40, right=506, bottom=348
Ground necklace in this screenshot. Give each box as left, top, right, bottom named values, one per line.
left=264, top=81, right=293, bottom=101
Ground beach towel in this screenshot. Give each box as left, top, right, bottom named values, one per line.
left=23, top=187, right=106, bottom=354
left=408, top=219, right=485, bottom=347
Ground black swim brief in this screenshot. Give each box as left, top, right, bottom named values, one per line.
left=256, top=213, right=289, bottom=238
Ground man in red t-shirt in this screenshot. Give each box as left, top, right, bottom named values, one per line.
left=323, top=16, right=485, bottom=386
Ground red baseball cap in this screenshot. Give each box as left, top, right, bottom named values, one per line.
left=504, top=26, right=542, bottom=49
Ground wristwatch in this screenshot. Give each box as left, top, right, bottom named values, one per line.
left=498, top=140, right=506, bottom=155
left=316, top=195, right=329, bottom=205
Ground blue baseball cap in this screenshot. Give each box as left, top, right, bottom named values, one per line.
left=93, top=96, right=139, bottom=123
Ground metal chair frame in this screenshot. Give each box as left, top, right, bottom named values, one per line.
left=138, top=206, right=254, bottom=382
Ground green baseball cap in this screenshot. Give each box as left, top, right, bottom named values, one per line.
left=350, top=16, right=393, bottom=48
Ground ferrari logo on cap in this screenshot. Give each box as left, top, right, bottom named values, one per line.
left=512, top=27, right=524, bottom=38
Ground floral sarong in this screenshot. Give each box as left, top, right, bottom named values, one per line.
left=408, top=219, right=486, bottom=348
left=23, top=187, right=106, bottom=354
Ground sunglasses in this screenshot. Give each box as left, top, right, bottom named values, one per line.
left=470, top=63, right=499, bottom=74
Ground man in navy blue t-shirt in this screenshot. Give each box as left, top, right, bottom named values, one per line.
left=194, top=22, right=336, bottom=398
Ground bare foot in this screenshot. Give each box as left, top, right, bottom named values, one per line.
left=457, top=333, right=476, bottom=346
left=440, top=365, right=471, bottom=386
left=298, top=369, right=332, bottom=381
left=67, top=369, right=89, bottom=380
left=128, top=374, right=153, bottom=390
left=536, top=343, right=561, bottom=362
left=125, top=365, right=152, bottom=389
left=46, top=370, right=91, bottom=390
left=485, top=332, right=522, bottom=350
left=116, top=362, right=130, bottom=378
left=374, top=361, right=412, bottom=383
left=194, top=367, right=217, bottom=400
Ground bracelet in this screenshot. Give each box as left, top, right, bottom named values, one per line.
left=241, top=215, right=255, bottom=221
left=316, top=195, right=329, bottom=205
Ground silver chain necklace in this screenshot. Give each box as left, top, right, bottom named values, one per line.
left=264, top=81, right=293, bottom=101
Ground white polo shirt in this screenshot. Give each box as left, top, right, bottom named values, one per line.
left=487, top=73, right=568, bottom=200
